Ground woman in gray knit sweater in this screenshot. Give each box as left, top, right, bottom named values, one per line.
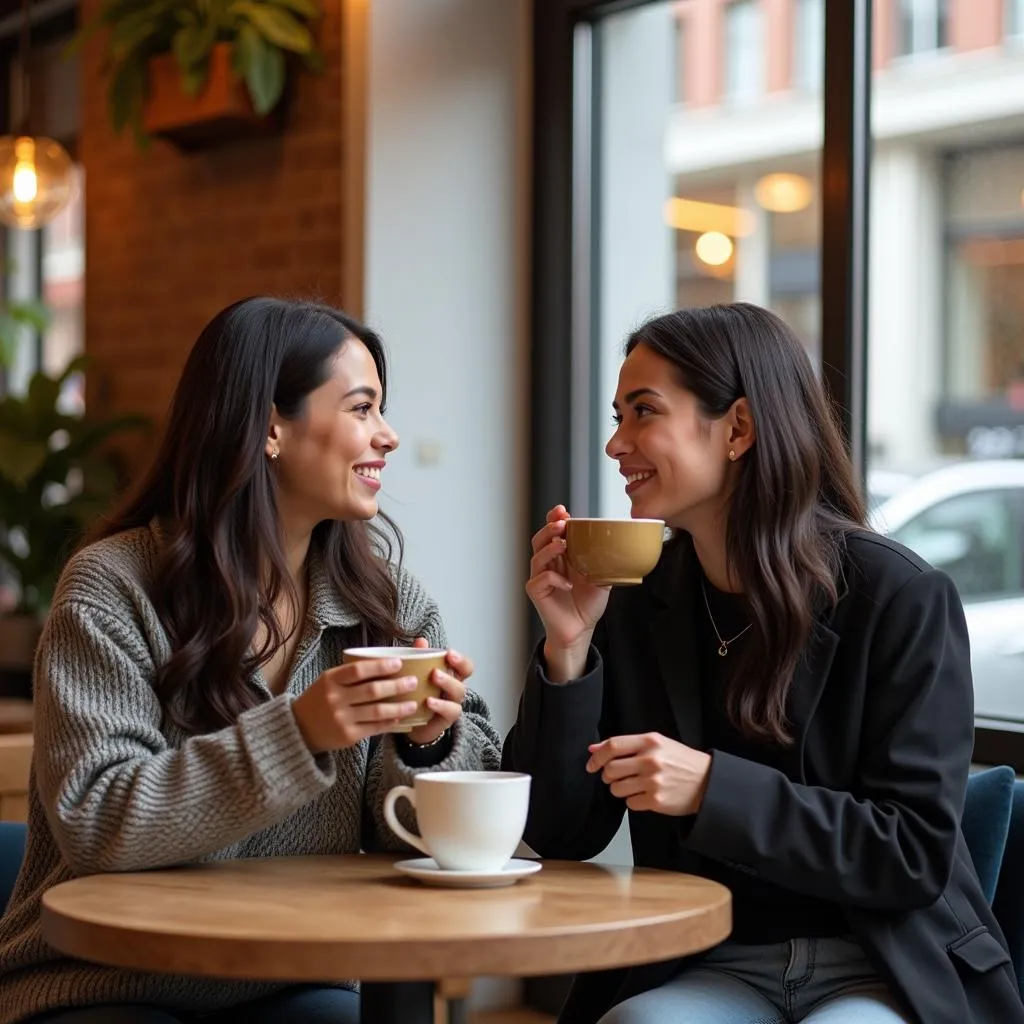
left=0, top=297, right=502, bottom=1024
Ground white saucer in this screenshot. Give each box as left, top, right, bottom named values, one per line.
left=393, top=857, right=542, bottom=889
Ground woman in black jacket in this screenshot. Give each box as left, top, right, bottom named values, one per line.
left=503, top=303, right=1024, bottom=1024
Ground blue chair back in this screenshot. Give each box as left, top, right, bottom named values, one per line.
left=0, top=821, right=26, bottom=912
left=963, top=766, right=1015, bottom=902
left=963, top=767, right=1024, bottom=1001
left=993, top=780, right=1024, bottom=1001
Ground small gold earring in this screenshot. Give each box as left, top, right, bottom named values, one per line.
left=728, top=450, right=737, bottom=462
left=269, top=447, right=280, bottom=462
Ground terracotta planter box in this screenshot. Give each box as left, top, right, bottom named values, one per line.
left=144, top=42, right=279, bottom=150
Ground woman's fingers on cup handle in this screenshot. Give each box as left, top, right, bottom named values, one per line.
left=531, top=516, right=568, bottom=555
left=444, top=650, right=473, bottom=681
left=423, top=697, right=463, bottom=725
left=546, top=504, right=570, bottom=524
left=431, top=668, right=467, bottom=704
left=530, top=537, right=570, bottom=577
left=346, top=676, right=418, bottom=706
left=334, top=657, right=403, bottom=687
left=351, top=700, right=420, bottom=725
left=526, top=570, right=574, bottom=600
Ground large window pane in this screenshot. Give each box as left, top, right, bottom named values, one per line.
left=868, top=0, right=1024, bottom=723
left=1011, top=0, right=1024, bottom=40
left=795, top=0, right=824, bottom=92
left=894, top=0, right=949, bottom=58
left=41, top=166, right=85, bottom=412
left=595, top=0, right=823, bottom=518
left=724, top=0, right=764, bottom=106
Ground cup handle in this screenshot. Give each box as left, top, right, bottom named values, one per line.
left=383, top=785, right=430, bottom=856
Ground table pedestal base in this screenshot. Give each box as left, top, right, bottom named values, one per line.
left=447, top=995, right=469, bottom=1024
left=360, top=981, right=435, bottom=1024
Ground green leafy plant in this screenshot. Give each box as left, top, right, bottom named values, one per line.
left=71, top=0, right=323, bottom=143
left=0, top=355, right=150, bottom=616
left=0, top=298, right=49, bottom=371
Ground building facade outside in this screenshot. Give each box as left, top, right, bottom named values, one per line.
left=664, top=0, right=1024, bottom=474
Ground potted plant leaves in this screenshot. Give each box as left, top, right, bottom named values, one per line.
left=0, top=354, right=149, bottom=689
left=71, top=0, right=324, bottom=150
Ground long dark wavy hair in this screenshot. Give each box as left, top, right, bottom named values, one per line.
left=626, top=302, right=867, bottom=746
left=88, top=297, right=411, bottom=735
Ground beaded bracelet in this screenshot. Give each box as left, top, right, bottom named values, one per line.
left=404, top=728, right=449, bottom=749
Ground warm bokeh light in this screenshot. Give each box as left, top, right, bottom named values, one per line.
left=694, top=231, right=734, bottom=266
left=754, top=172, right=813, bottom=213
left=12, top=162, right=37, bottom=203
left=0, top=135, right=75, bottom=230
left=664, top=196, right=755, bottom=237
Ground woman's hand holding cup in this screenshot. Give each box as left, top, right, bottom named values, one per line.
left=404, top=636, right=472, bottom=746
left=292, top=658, right=421, bottom=754
left=526, top=505, right=611, bottom=683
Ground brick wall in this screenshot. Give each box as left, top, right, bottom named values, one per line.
left=79, top=0, right=350, bottom=447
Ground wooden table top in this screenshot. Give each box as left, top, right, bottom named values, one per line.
left=42, top=854, right=731, bottom=981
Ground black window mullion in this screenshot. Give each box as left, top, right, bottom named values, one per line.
left=529, top=0, right=577, bottom=551
left=820, top=0, right=872, bottom=484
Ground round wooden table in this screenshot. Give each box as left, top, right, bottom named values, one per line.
left=42, top=854, right=731, bottom=1023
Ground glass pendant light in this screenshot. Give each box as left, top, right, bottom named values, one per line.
left=0, top=0, right=75, bottom=230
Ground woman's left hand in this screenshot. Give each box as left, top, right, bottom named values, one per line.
left=404, top=637, right=471, bottom=746
left=586, top=733, right=712, bottom=816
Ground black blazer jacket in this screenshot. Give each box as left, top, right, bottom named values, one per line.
left=502, top=530, right=1024, bottom=1024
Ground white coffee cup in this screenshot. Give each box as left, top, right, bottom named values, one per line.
left=383, top=771, right=531, bottom=872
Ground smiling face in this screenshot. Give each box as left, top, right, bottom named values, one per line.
left=606, top=343, right=751, bottom=532
left=267, top=338, right=399, bottom=527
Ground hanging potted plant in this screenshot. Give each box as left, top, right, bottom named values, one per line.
left=71, top=0, right=324, bottom=150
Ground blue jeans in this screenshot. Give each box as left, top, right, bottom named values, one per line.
left=598, top=936, right=911, bottom=1023
left=26, top=985, right=360, bottom=1024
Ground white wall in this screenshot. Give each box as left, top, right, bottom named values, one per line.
left=365, top=2, right=530, bottom=1007
left=365, top=0, right=530, bottom=739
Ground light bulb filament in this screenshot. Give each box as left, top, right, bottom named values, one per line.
left=13, top=161, right=37, bottom=203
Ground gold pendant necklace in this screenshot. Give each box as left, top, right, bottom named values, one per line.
left=700, top=577, right=752, bottom=657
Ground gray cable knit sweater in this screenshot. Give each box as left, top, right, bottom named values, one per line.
left=0, top=523, right=502, bottom=1023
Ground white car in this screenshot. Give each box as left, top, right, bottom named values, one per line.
left=865, top=468, right=918, bottom=512
left=870, top=460, right=1024, bottom=723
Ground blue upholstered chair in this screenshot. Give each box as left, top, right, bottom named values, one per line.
left=962, top=766, right=1024, bottom=1000
left=0, top=820, right=26, bottom=912
left=962, top=766, right=1015, bottom=903
left=992, top=778, right=1024, bottom=1001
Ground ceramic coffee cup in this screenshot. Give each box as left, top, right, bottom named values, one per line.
left=564, top=517, right=666, bottom=586
left=341, top=646, right=446, bottom=732
left=383, top=771, right=531, bottom=872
